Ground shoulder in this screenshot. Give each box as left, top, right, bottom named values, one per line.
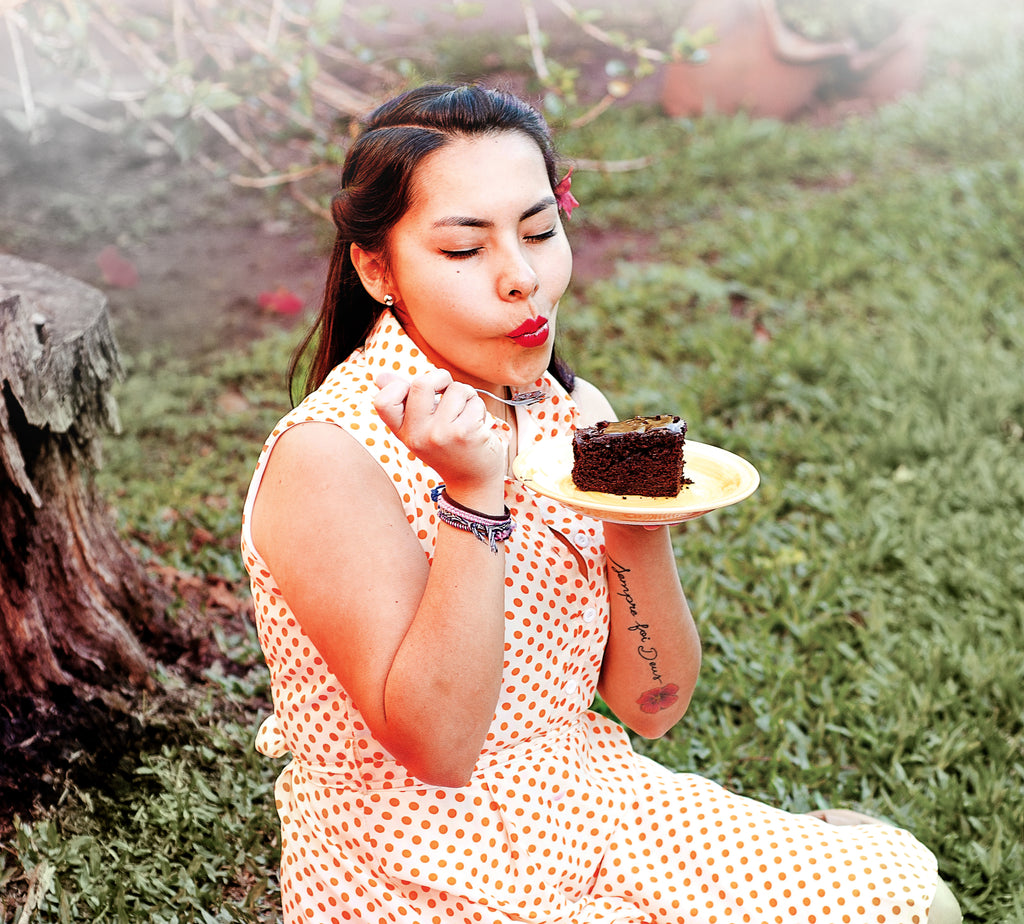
left=570, top=376, right=616, bottom=428
left=255, top=421, right=392, bottom=521
left=249, top=418, right=414, bottom=578
left=271, top=417, right=365, bottom=466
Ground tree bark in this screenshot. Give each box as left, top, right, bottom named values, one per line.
left=0, top=254, right=166, bottom=699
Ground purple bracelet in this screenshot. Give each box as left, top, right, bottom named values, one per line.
left=430, top=485, right=514, bottom=553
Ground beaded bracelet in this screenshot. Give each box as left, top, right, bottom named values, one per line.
left=430, top=485, right=514, bottom=553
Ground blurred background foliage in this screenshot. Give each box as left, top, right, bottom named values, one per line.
left=2, top=0, right=700, bottom=214
left=2, top=1, right=1023, bottom=922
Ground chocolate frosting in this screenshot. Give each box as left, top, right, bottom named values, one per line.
left=598, top=415, right=684, bottom=435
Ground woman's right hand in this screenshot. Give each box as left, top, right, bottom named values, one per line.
left=251, top=379, right=509, bottom=786
left=373, top=370, right=507, bottom=509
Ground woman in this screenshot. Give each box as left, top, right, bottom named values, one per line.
left=241, top=84, right=959, bottom=923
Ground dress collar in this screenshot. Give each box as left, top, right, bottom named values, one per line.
left=356, top=310, right=578, bottom=444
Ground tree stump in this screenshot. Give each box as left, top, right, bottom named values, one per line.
left=0, top=254, right=165, bottom=698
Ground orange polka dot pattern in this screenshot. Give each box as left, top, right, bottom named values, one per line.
left=240, top=312, right=940, bottom=923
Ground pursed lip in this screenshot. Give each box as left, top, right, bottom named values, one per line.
left=507, top=316, right=548, bottom=339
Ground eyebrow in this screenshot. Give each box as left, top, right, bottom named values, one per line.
left=432, top=196, right=557, bottom=229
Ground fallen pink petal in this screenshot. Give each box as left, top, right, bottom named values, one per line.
left=258, top=286, right=304, bottom=314
left=96, top=245, right=139, bottom=288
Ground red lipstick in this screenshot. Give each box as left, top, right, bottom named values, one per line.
left=507, top=316, right=550, bottom=347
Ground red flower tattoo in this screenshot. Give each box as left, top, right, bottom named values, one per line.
left=636, top=683, right=680, bottom=714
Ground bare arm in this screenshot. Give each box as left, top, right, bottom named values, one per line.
left=250, top=370, right=508, bottom=786
left=598, top=523, right=701, bottom=737
left=571, top=378, right=702, bottom=738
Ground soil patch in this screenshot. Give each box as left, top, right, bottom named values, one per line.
left=0, top=120, right=658, bottom=362
left=0, top=120, right=322, bottom=357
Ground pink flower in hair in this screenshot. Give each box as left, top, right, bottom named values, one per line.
left=554, top=168, right=580, bottom=219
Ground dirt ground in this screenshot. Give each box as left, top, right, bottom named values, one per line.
left=0, top=113, right=648, bottom=360
left=0, top=119, right=324, bottom=356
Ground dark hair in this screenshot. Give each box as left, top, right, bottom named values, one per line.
left=289, top=84, right=576, bottom=402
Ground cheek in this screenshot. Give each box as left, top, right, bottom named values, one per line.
left=440, top=271, right=486, bottom=311
left=545, top=242, right=573, bottom=298
left=411, top=265, right=469, bottom=311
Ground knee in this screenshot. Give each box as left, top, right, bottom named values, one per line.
left=927, top=879, right=962, bottom=924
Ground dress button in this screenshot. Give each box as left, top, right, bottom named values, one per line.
left=582, top=607, right=598, bottom=623
left=565, top=679, right=578, bottom=695
left=573, top=529, right=589, bottom=548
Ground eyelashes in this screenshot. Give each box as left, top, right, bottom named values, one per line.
left=441, top=228, right=558, bottom=260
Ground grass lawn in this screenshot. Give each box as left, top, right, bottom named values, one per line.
left=3, top=3, right=1023, bottom=921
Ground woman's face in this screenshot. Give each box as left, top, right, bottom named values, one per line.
left=384, top=131, right=573, bottom=392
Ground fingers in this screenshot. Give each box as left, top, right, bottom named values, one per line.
left=806, top=808, right=891, bottom=827
left=373, top=371, right=487, bottom=438
left=432, top=383, right=488, bottom=430
left=373, top=374, right=413, bottom=432
left=406, top=370, right=453, bottom=419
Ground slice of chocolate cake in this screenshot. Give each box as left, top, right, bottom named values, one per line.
left=571, top=415, right=689, bottom=498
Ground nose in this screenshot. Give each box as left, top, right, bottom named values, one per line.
left=498, top=244, right=539, bottom=301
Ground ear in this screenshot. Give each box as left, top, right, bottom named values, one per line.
left=350, top=243, right=391, bottom=304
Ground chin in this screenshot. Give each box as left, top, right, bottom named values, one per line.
left=513, top=351, right=554, bottom=389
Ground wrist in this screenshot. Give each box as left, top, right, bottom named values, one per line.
left=430, top=486, right=514, bottom=553
left=603, top=521, right=671, bottom=540
left=436, top=480, right=505, bottom=518
left=602, top=521, right=676, bottom=557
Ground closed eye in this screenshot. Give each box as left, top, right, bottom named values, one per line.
left=441, top=228, right=555, bottom=259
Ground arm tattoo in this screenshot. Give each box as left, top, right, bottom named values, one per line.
left=609, top=557, right=680, bottom=713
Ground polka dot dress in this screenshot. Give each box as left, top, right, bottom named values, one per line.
left=240, top=312, right=940, bottom=923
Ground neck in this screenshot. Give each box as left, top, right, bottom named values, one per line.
left=498, top=388, right=517, bottom=474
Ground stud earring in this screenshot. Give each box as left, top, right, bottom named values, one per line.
left=383, top=294, right=394, bottom=307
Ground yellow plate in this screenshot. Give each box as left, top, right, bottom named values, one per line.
left=512, top=439, right=759, bottom=524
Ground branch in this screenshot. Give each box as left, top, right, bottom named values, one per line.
left=229, top=20, right=375, bottom=116
left=573, top=155, right=658, bottom=173
left=3, top=12, right=38, bottom=135
left=86, top=11, right=276, bottom=173
left=196, top=105, right=275, bottom=174
left=569, top=94, right=615, bottom=128
left=266, top=0, right=283, bottom=46
left=289, top=187, right=331, bottom=223
left=521, top=0, right=550, bottom=83
left=229, top=163, right=334, bottom=189
left=0, top=76, right=120, bottom=132
left=544, top=0, right=667, bottom=63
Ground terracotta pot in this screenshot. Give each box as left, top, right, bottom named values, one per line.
left=661, top=0, right=852, bottom=120
left=850, top=15, right=931, bottom=104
